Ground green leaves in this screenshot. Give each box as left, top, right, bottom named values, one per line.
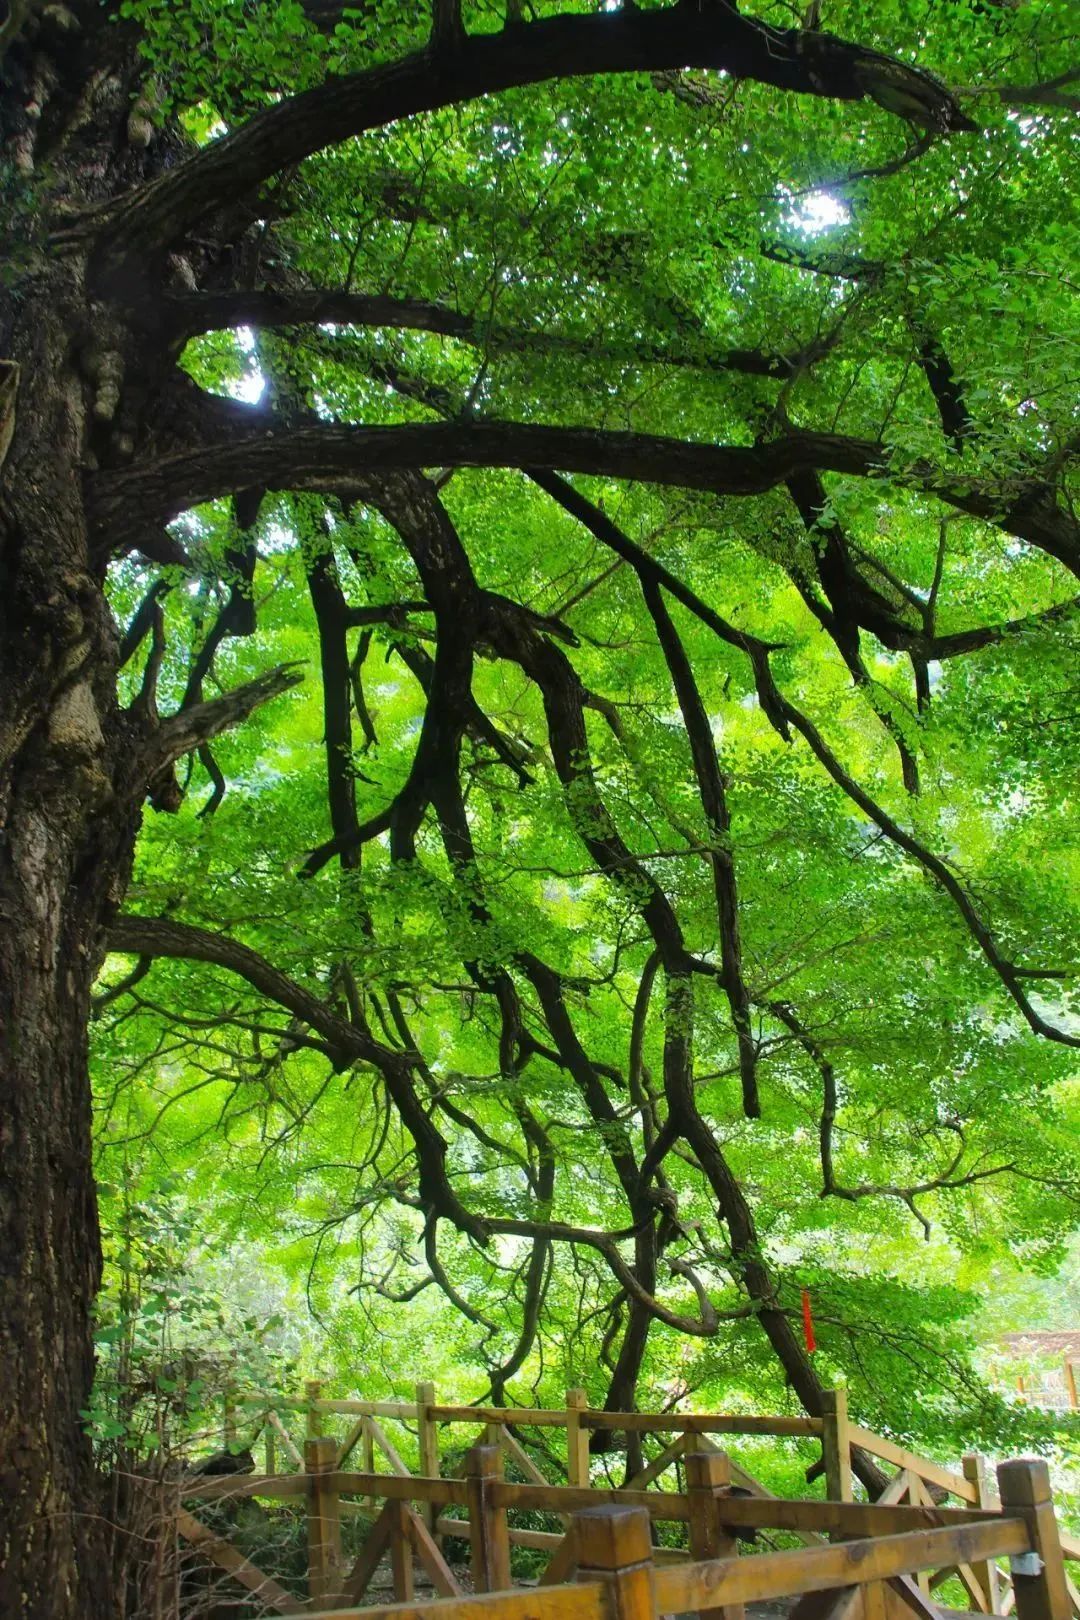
left=92, top=0, right=1080, bottom=1475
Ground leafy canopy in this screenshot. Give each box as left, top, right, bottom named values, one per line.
left=89, top=0, right=1079, bottom=1459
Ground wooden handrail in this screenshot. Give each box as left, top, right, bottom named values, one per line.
left=653, top=1517, right=1032, bottom=1613
left=847, top=1424, right=979, bottom=1503
left=179, top=1448, right=1075, bottom=1620
left=181, top=1472, right=468, bottom=1505
left=676, top=1496, right=1007, bottom=1537
left=213, top=1380, right=1080, bottom=1620
left=294, top=1506, right=1040, bottom=1620
left=319, top=1398, right=420, bottom=1417
left=235, top=1393, right=422, bottom=1418
left=583, top=1410, right=823, bottom=1436
left=179, top=1470, right=1068, bottom=1549
left=303, top=1588, right=604, bottom=1620
left=251, top=1392, right=826, bottom=1432
left=428, top=1403, right=824, bottom=1436
left=234, top=1378, right=1061, bottom=1547
left=496, top=1482, right=690, bottom=1519
left=239, top=1378, right=1020, bottom=1530
left=435, top=1518, right=691, bottom=1563
left=430, top=1404, right=568, bottom=1427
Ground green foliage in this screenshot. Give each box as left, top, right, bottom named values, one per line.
left=91, top=0, right=1079, bottom=1497
left=88, top=1170, right=296, bottom=1463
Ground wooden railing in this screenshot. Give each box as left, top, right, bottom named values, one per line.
left=193, top=1385, right=1080, bottom=1617
left=179, top=1446, right=1074, bottom=1620
left=235, top=1382, right=839, bottom=1496
left=227, top=1381, right=1078, bottom=1534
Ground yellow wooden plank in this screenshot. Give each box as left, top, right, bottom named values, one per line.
left=930, top=1562, right=990, bottom=1612
left=317, top=1399, right=418, bottom=1417
left=686, top=1498, right=996, bottom=1540
left=337, top=1415, right=368, bottom=1467
left=848, top=1430, right=978, bottom=1505
left=429, top=1405, right=568, bottom=1428
left=339, top=1501, right=396, bottom=1606
left=712, top=1451, right=822, bottom=1547
left=586, top=1411, right=823, bottom=1437
left=405, top=1504, right=464, bottom=1598
left=878, top=1474, right=916, bottom=1508
left=303, top=1586, right=604, bottom=1620
left=654, top=1519, right=1031, bottom=1615
left=498, top=1425, right=556, bottom=1488
left=624, top=1435, right=686, bottom=1492
left=863, top=1581, right=889, bottom=1620
left=367, top=1414, right=413, bottom=1477
left=496, top=1482, right=689, bottom=1520
left=957, top=1563, right=990, bottom=1611
left=884, top=1573, right=942, bottom=1620
left=176, top=1506, right=306, bottom=1614
left=537, top=1526, right=578, bottom=1589
left=267, top=1409, right=306, bottom=1470
left=325, top=1472, right=468, bottom=1506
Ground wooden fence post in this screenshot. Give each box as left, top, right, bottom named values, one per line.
left=389, top=1499, right=415, bottom=1603
left=417, top=1380, right=440, bottom=1534
left=305, top=1434, right=342, bottom=1604
left=465, top=1443, right=511, bottom=1593
left=264, top=1418, right=276, bottom=1476
left=1064, top=1359, right=1078, bottom=1413
left=363, top=1416, right=375, bottom=1508
left=997, top=1459, right=1070, bottom=1620
left=821, top=1389, right=853, bottom=1504
left=417, top=1381, right=439, bottom=1477
left=305, top=1379, right=323, bottom=1442
left=862, top=1582, right=890, bottom=1620
left=686, top=1451, right=744, bottom=1620
left=963, top=1452, right=1001, bottom=1613
left=567, top=1387, right=590, bottom=1487
left=575, top=1505, right=655, bottom=1620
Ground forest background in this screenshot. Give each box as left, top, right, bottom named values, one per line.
left=83, top=0, right=1080, bottom=1502
left=2, top=0, right=1079, bottom=1613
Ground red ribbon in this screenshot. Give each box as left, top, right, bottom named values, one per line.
left=801, top=1288, right=816, bottom=1354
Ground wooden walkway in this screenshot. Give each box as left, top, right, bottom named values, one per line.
left=175, top=1386, right=1079, bottom=1620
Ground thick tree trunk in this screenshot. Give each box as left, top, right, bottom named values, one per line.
left=0, top=441, right=123, bottom=1615
left=0, top=257, right=135, bottom=1614
left=0, top=842, right=112, bottom=1618
left=1, top=27, right=149, bottom=1609
left=0, top=97, right=298, bottom=1602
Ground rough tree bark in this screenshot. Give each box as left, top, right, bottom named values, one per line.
left=0, top=139, right=136, bottom=1617
left=0, top=15, right=297, bottom=1612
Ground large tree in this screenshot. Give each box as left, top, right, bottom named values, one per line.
left=2, top=0, right=1078, bottom=1613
